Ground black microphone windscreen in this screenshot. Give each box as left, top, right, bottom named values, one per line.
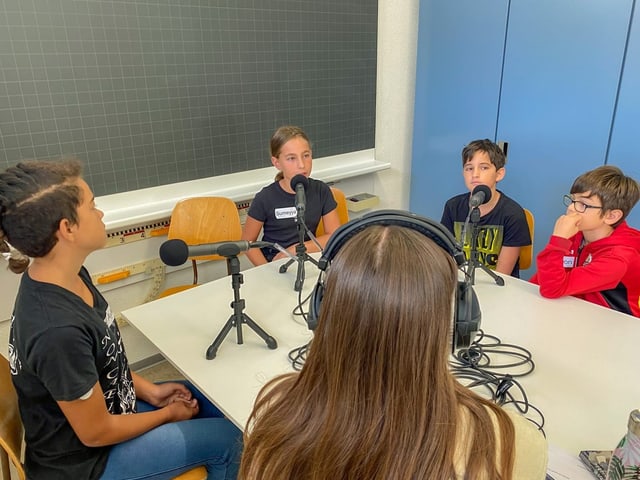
left=472, top=184, right=492, bottom=204
left=290, top=174, right=309, bottom=191
left=159, top=239, right=190, bottom=266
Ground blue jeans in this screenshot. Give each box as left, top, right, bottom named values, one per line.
left=99, top=381, right=242, bottom=480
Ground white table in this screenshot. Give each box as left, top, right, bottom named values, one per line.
left=123, top=259, right=316, bottom=430
left=122, top=258, right=640, bottom=458
left=473, top=271, right=640, bottom=455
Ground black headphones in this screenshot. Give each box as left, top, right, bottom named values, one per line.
left=308, top=210, right=481, bottom=351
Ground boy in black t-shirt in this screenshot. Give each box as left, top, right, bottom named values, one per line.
left=440, top=139, right=531, bottom=278
left=1, top=160, right=241, bottom=480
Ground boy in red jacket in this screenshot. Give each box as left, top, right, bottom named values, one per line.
left=531, top=165, right=640, bottom=317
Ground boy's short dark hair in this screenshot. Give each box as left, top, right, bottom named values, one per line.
left=462, top=139, right=506, bottom=169
left=570, top=165, right=640, bottom=226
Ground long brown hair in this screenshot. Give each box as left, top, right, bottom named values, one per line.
left=270, top=125, right=311, bottom=181
left=0, top=159, right=82, bottom=273
left=239, top=225, right=515, bottom=479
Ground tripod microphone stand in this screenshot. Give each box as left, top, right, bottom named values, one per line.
left=466, top=206, right=505, bottom=287
left=278, top=214, right=319, bottom=292
left=206, top=251, right=278, bottom=360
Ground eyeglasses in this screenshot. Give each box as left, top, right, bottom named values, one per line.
left=563, top=195, right=603, bottom=213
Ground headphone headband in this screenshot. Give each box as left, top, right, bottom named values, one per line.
left=318, top=210, right=466, bottom=271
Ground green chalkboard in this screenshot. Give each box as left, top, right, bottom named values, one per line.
left=0, top=0, right=376, bottom=195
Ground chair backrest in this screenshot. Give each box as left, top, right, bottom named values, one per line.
left=519, top=208, right=535, bottom=271
left=159, top=197, right=243, bottom=298
left=167, top=197, right=242, bottom=262
left=0, top=354, right=26, bottom=480
left=316, top=187, right=350, bottom=237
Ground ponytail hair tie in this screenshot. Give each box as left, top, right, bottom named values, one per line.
left=1, top=243, right=22, bottom=262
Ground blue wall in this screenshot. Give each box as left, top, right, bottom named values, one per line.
left=608, top=1, right=640, bottom=227
left=410, top=0, right=638, bottom=274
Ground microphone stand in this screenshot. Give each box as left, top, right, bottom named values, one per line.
left=206, top=251, right=278, bottom=359
left=466, top=206, right=505, bottom=287
left=278, top=212, right=319, bottom=292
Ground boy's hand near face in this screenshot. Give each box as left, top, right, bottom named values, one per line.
left=553, top=212, right=581, bottom=239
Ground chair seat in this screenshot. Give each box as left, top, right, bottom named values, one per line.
left=173, top=465, right=207, bottom=480
left=158, top=284, right=198, bottom=299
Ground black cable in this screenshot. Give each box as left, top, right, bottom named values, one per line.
left=288, top=343, right=309, bottom=371
left=450, top=329, right=545, bottom=434
left=291, top=288, right=312, bottom=326
left=287, top=326, right=545, bottom=431
left=288, top=272, right=314, bottom=370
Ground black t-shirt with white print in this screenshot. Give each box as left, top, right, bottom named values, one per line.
left=9, top=266, right=135, bottom=480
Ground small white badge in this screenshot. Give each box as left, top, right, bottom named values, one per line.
left=563, top=256, right=575, bottom=268
left=275, top=206, right=297, bottom=219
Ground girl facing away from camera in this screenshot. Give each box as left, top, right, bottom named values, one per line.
left=238, top=224, right=548, bottom=479
left=0, top=159, right=241, bottom=480
left=241, top=126, right=341, bottom=266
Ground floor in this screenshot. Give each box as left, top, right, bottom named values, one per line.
left=136, top=359, right=185, bottom=382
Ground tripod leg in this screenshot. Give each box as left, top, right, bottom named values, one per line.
left=207, top=254, right=278, bottom=359
left=279, top=257, right=295, bottom=273
left=206, top=316, right=236, bottom=360
left=242, top=313, right=278, bottom=349
left=479, top=264, right=505, bottom=286
left=304, top=253, right=319, bottom=267
left=467, top=216, right=504, bottom=287
left=293, top=252, right=323, bottom=291
left=294, top=256, right=304, bottom=292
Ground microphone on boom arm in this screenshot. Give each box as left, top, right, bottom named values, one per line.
left=159, top=238, right=274, bottom=266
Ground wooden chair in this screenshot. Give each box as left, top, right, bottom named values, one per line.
left=316, top=187, right=350, bottom=237
left=0, top=355, right=25, bottom=480
left=159, top=197, right=242, bottom=298
left=174, top=466, right=207, bottom=480
left=519, top=208, right=535, bottom=271
left=0, top=355, right=206, bottom=480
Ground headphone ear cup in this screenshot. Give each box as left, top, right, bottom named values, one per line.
left=307, top=281, right=324, bottom=331
left=454, top=280, right=481, bottom=350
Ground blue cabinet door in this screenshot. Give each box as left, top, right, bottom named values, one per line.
left=410, top=0, right=509, bottom=221
left=608, top=5, right=640, bottom=229
left=496, top=0, right=632, bottom=259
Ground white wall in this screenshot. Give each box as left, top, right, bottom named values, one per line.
left=374, top=0, right=419, bottom=211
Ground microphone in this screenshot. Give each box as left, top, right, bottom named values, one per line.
left=159, top=239, right=273, bottom=266
left=290, top=174, right=309, bottom=215
left=469, top=185, right=492, bottom=208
